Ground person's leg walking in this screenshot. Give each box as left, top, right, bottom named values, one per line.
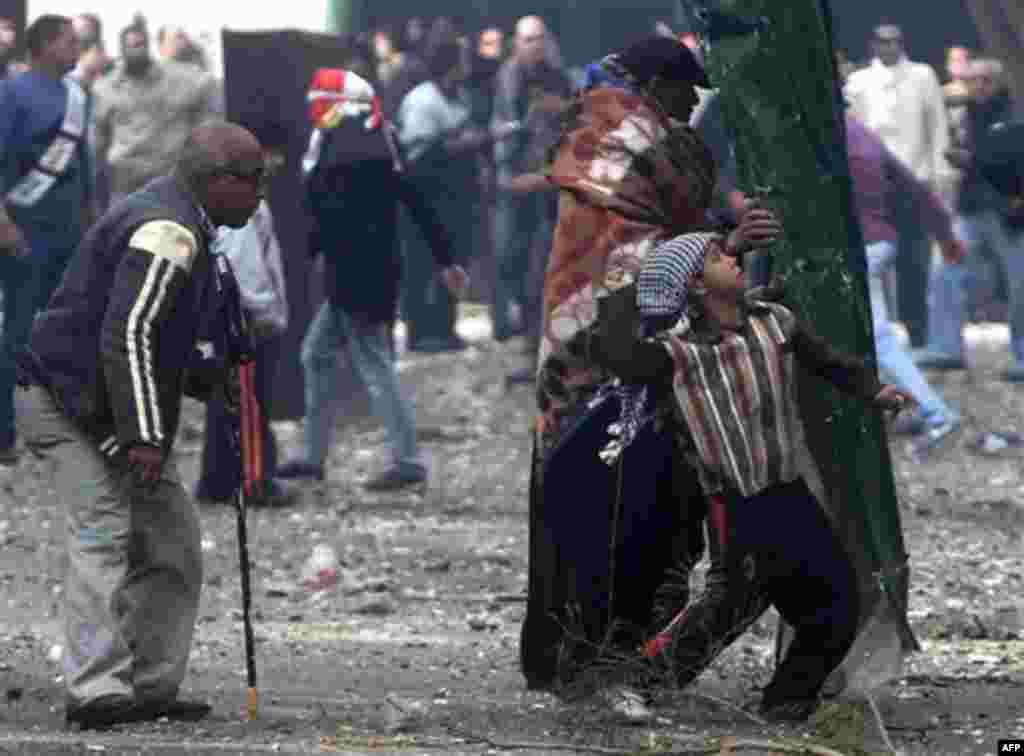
left=340, top=311, right=425, bottom=482
left=492, top=195, right=534, bottom=342
left=920, top=217, right=974, bottom=364
left=868, top=242, right=955, bottom=427
left=399, top=210, right=427, bottom=350
left=401, top=210, right=455, bottom=351
left=506, top=198, right=555, bottom=386
left=986, top=211, right=1024, bottom=378
left=300, top=302, right=344, bottom=468
left=19, top=384, right=204, bottom=706
left=120, top=459, right=204, bottom=704
left=523, top=196, right=555, bottom=359
left=18, top=386, right=136, bottom=704
left=894, top=217, right=931, bottom=348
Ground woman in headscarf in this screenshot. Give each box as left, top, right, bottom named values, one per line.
left=522, top=35, right=780, bottom=704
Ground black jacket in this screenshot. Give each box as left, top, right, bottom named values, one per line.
left=27, top=175, right=219, bottom=456
left=958, top=92, right=1014, bottom=215
left=305, top=124, right=454, bottom=324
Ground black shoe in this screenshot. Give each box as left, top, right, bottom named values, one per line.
left=364, top=466, right=427, bottom=492
left=146, top=698, right=212, bottom=722
left=758, top=697, right=818, bottom=723
left=66, top=695, right=152, bottom=730
left=276, top=460, right=325, bottom=481
left=0, top=441, right=18, bottom=466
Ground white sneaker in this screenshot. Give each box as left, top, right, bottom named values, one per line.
left=910, top=418, right=961, bottom=461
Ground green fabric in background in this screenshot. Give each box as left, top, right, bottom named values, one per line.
left=693, top=0, right=919, bottom=674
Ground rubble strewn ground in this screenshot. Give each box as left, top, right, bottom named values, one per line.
left=0, top=309, right=1021, bottom=754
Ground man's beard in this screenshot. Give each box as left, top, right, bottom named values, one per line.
left=0, top=48, right=13, bottom=71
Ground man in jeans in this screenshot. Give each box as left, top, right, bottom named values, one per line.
left=845, top=24, right=954, bottom=348
left=277, top=68, right=468, bottom=491
left=846, top=112, right=965, bottom=454
left=915, top=59, right=1018, bottom=379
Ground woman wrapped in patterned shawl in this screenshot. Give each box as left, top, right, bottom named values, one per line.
left=522, top=36, right=717, bottom=696
left=522, top=37, right=786, bottom=707
left=536, top=41, right=717, bottom=455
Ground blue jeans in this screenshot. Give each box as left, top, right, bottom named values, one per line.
left=868, top=241, right=953, bottom=426
left=300, top=302, right=423, bottom=474
left=928, top=210, right=1024, bottom=365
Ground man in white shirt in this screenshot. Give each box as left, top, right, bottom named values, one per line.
left=845, top=24, right=954, bottom=348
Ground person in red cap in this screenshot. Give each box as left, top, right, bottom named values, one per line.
left=275, top=68, right=469, bottom=492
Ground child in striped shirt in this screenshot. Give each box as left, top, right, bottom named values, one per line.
left=592, top=231, right=911, bottom=722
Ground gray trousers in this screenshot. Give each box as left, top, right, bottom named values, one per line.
left=16, top=386, right=203, bottom=706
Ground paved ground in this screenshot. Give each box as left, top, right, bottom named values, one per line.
left=0, top=310, right=1022, bottom=754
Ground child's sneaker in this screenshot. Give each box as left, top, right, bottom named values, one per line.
left=597, top=686, right=654, bottom=724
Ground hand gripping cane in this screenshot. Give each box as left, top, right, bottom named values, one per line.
left=214, top=254, right=262, bottom=720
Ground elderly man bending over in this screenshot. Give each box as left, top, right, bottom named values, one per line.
left=18, top=121, right=265, bottom=730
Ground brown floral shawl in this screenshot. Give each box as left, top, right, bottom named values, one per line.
left=536, top=87, right=717, bottom=454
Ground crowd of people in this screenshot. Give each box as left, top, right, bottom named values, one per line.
left=0, top=6, right=1021, bottom=733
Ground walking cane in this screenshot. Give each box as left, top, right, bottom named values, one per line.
left=214, top=253, right=262, bottom=721
left=237, top=357, right=262, bottom=721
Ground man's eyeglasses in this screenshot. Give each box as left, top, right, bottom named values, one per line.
left=219, top=167, right=270, bottom=189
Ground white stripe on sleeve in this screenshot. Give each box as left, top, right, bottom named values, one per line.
left=126, top=256, right=172, bottom=445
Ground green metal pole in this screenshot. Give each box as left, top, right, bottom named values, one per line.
left=695, top=0, right=918, bottom=655
left=326, top=0, right=367, bottom=36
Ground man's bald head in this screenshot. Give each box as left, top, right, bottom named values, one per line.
left=186, top=121, right=263, bottom=170
left=516, top=15, right=546, bottom=38
left=514, top=15, right=548, bottom=67
left=176, top=121, right=266, bottom=228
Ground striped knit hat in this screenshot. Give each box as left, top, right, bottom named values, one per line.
left=636, top=232, right=721, bottom=320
